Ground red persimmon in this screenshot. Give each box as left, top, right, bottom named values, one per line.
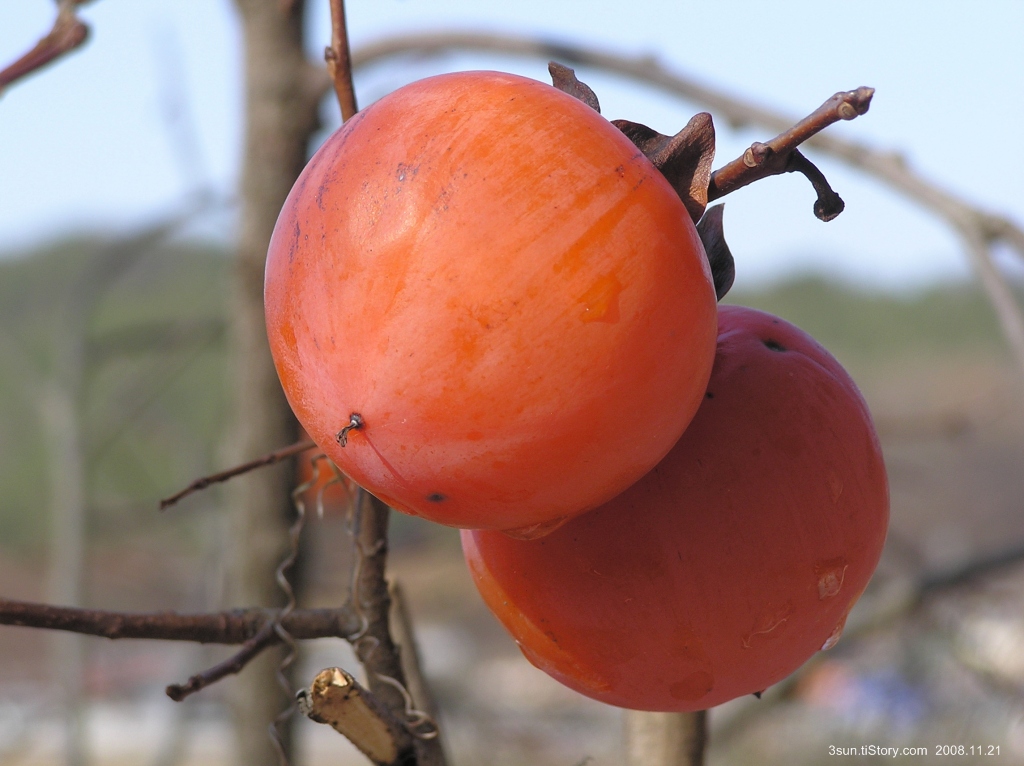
left=264, top=71, right=717, bottom=533
left=462, top=305, right=889, bottom=710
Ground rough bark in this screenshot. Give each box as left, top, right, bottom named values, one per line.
left=225, top=1, right=326, bottom=764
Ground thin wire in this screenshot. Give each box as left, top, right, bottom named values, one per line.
left=266, top=450, right=319, bottom=765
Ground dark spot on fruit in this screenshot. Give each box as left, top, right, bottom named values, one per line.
left=427, top=493, right=446, bottom=503
left=705, top=391, right=715, bottom=399
left=763, top=339, right=786, bottom=352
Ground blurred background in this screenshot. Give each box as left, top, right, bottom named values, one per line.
left=2, top=1, right=1023, bottom=764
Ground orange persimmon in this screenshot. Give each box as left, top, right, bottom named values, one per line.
left=463, top=305, right=889, bottom=710
left=265, top=71, right=717, bottom=532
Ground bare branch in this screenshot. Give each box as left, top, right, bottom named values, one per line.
left=167, top=619, right=278, bottom=701
left=159, top=439, right=316, bottom=510
left=350, top=493, right=413, bottom=719
left=0, top=598, right=359, bottom=644
left=389, top=582, right=448, bottom=764
left=0, top=1, right=89, bottom=95
left=326, top=0, right=358, bottom=120
left=351, top=31, right=1024, bottom=385
left=707, top=87, right=874, bottom=217
left=299, top=668, right=415, bottom=766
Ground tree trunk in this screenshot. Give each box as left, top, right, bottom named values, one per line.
left=40, top=378, right=88, bottom=766
left=225, top=2, right=324, bottom=764
left=624, top=710, right=707, bottom=766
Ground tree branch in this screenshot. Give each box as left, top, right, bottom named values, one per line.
left=326, top=0, right=358, bottom=120
left=160, top=439, right=315, bottom=510
left=0, top=598, right=359, bottom=644
left=350, top=493, right=413, bottom=722
left=166, top=619, right=279, bottom=701
left=0, top=0, right=89, bottom=95
left=707, top=87, right=873, bottom=216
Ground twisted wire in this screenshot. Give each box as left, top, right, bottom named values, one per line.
left=266, top=450, right=321, bottom=765
left=344, top=488, right=439, bottom=740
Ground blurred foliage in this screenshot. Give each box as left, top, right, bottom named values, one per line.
left=0, top=238, right=229, bottom=553
left=727, top=275, right=1007, bottom=367
left=0, top=240, right=1016, bottom=555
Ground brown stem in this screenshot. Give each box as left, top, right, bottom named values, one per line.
left=0, top=1, right=89, bottom=94
left=166, top=619, right=278, bottom=701
left=707, top=87, right=873, bottom=204
left=351, top=493, right=410, bottom=719
left=345, top=492, right=444, bottom=763
left=326, top=0, right=358, bottom=120
left=0, top=598, right=359, bottom=644
left=159, top=439, right=315, bottom=510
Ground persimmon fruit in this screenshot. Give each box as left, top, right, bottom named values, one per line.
left=265, top=70, right=717, bottom=533
left=462, top=305, right=889, bottom=711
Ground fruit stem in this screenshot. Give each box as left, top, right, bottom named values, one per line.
left=337, top=413, right=364, bottom=447
left=707, top=87, right=874, bottom=217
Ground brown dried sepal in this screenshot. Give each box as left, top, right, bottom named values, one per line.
left=548, top=61, right=715, bottom=223
left=548, top=61, right=601, bottom=113
left=612, top=113, right=716, bottom=224
left=696, top=204, right=735, bottom=300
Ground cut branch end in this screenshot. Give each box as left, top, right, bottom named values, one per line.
left=301, top=667, right=415, bottom=766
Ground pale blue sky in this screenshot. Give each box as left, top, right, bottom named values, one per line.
left=3, top=1, right=1023, bottom=291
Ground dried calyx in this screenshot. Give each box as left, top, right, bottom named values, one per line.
left=547, top=62, right=874, bottom=300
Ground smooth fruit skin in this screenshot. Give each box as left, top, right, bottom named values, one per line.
left=462, top=305, right=889, bottom=710
left=265, top=71, right=717, bottom=532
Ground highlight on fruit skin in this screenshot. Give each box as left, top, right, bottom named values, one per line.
left=264, top=70, right=718, bottom=533
left=462, top=305, right=889, bottom=711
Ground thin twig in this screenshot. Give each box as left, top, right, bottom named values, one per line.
left=159, top=439, right=315, bottom=510
left=0, top=598, right=360, bottom=644
left=351, top=32, right=1024, bottom=384
left=326, top=0, right=358, bottom=120
left=707, top=87, right=873, bottom=204
left=0, top=0, right=89, bottom=95
left=166, top=619, right=278, bottom=701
